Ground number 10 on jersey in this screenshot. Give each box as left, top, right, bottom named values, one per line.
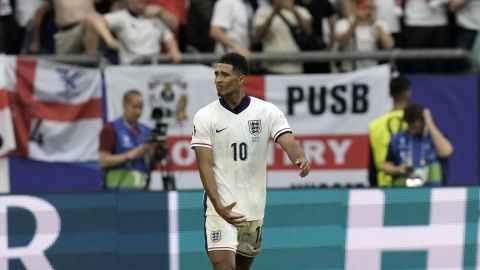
left=231, top=142, right=248, bottom=161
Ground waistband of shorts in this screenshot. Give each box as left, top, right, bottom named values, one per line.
left=57, top=21, right=80, bottom=32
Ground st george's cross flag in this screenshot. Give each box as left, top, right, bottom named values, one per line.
left=1, top=56, right=102, bottom=162
left=0, top=61, right=16, bottom=156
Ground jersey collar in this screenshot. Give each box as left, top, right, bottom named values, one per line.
left=219, top=96, right=251, bottom=114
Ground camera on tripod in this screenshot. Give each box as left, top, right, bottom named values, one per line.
left=149, top=107, right=176, bottom=190
left=150, top=107, right=168, bottom=161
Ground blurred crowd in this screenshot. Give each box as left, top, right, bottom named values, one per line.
left=0, top=0, right=479, bottom=73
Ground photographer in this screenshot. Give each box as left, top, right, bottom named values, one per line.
left=98, top=89, right=153, bottom=190
left=382, top=103, right=454, bottom=187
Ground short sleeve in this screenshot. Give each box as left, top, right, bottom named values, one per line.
left=191, top=111, right=213, bottom=149
left=104, top=10, right=124, bottom=33
left=210, top=0, right=232, bottom=29
left=269, top=105, right=292, bottom=142
left=99, top=123, right=115, bottom=153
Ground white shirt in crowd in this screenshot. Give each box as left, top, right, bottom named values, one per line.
left=254, top=5, right=311, bottom=74
left=105, top=9, right=174, bottom=65
left=210, top=0, right=251, bottom=54
left=0, top=0, right=12, bottom=16
left=15, top=0, right=44, bottom=27
left=374, top=0, right=402, bottom=34
left=191, top=96, right=292, bottom=221
left=335, top=18, right=390, bottom=71
left=455, top=0, right=480, bottom=30
left=404, top=0, right=449, bottom=27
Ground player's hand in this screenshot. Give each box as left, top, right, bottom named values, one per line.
left=295, top=158, right=311, bottom=177
left=216, top=202, right=247, bottom=228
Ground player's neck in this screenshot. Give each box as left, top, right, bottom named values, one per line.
left=223, top=91, right=245, bottom=110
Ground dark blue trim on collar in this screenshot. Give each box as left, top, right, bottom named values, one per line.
left=219, top=96, right=251, bottom=114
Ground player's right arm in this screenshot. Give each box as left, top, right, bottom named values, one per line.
left=191, top=110, right=246, bottom=227
left=193, top=147, right=246, bottom=227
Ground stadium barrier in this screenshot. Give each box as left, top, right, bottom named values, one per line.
left=34, top=49, right=479, bottom=72
left=1, top=187, right=478, bottom=269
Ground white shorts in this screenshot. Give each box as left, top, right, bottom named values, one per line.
left=205, top=215, right=263, bottom=257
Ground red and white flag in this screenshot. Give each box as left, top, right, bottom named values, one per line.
left=1, top=56, right=102, bottom=162
left=0, top=61, right=16, bottom=156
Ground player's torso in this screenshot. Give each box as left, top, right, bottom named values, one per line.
left=210, top=99, right=271, bottom=178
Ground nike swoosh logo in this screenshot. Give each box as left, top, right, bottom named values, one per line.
left=215, top=127, right=227, bottom=133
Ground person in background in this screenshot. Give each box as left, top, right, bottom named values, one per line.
left=86, top=0, right=182, bottom=64
left=0, top=0, right=23, bottom=54
left=186, top=0, right=216, bottom=53
left=295, top=0, right=337, bottom=73
left=402, top=0, right=450, bottom=73
left=99, top=89, right=153, bottom=190
left=51, top=0, right=109, bottom=54
left=191, top=52, right=310, bottom=269
left=373, top=0, right=403, bottom=49
left=254, top=0, right=313, bottom=73
left=335, top=0, right=394, bottom=72
left=450, top=0, right=480, bottom=50
left=383, top=103, right=454, bottom=187
left=148, top=0, right=181, bottom=32
left=210, top=0, right=255, bottom=59
left=368, top=75, right=411, bottom=187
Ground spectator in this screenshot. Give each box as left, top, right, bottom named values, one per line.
left=0, top=0, right=22, bottom=54
left=149, top=0, right=186, bottom=50
left=383, top=103, right=454, bottom=187
left=296, top=0, right=337, bottom=73
left=373, top=0, right=402, bottom=48
left=99, top=89, right=153, bottom=190
left=254, top=0, right=312, bottom=74
left=148, top=0, right=181, bottom=31
left=449, top=0, right=480, bottom=51
left=335, top=0, right=394, bottom=72
left=87, top=0, right=182, bottom=64
left=14, top=0, right=43, bottom=52
left=336, top=0, right=354, bottom=18
left=186, top=0, right=216, bottom=53
left=51, top=0, right=106, bottom=54
left=210, top=0, right=254, bottom=59
left=25, top=1, right=54, bottom=54
left=368, top=75, right=411, bottom=187
left=402, top=0, right=450, bottom=73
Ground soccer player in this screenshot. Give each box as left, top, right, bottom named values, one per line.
left=191, top=52, right=311, bottom=270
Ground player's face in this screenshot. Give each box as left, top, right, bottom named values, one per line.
left=123, top=95, right=143, bottom=124
left=214, top=63, right=244, bottom=98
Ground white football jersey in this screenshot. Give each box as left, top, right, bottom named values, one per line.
left=191, top=96, right=292, bottom=220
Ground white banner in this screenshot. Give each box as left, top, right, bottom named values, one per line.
left=104, top=65, right=217, bottom=134
left=105, top=65, right=391, bottom=189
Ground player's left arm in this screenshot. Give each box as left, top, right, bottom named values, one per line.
left=277, top=133, right=311, bottom=177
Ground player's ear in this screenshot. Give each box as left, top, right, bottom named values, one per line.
left=238, top=74, right=246, bottom=85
